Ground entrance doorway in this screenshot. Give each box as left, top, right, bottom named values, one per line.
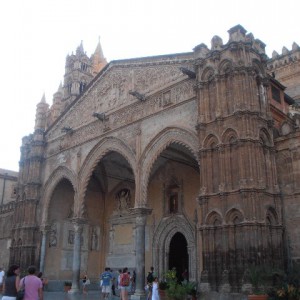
left=168, top=232, right=188, bottom=281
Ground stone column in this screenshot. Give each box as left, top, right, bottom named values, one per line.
left=69, top=219, right=84, bottom=293
left=131, top=208, right=151, bottom=300
left=39, top=225, right=49, bottom=273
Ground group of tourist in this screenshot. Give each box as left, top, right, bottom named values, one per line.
left=82, top=267, right=136, bottom=299
left=0, top=265, right=44, bottom=300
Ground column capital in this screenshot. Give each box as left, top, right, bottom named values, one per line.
left=71, top=218, right=87, bottom=233
left=130, top=207, right=152, bottom=216
left=40, top=224, right=51, bottom=233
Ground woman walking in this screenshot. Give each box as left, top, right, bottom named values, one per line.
left=151, top=277, right=160, bottom=300
left=1, top=265, right=21, bottom=300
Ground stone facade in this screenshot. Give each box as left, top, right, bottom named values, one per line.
left=0, top=169, right=18, bottom=269
left=1, top=25, right=300, bottom=296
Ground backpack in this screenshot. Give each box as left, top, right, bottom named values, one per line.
left=120, top=273, right=130, bottom=286
left=147, top=272, right=154, bottom=283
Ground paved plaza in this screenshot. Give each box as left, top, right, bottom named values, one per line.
left=1, top=291, right=131, bottom=300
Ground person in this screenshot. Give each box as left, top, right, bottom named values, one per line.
left=117, top=269, right=123, bottom=299
left=82, top=271, right=88, bottom=294
left=110, top=269, right=116, bottom=296
left=151, top=277, right=160, bottom=300
left=127, top=272, right=132, bottom=294
left=131, top=270, right=136, bottom=293
left=20, top=265, right=43, bottom=300
left=182, top=269, right=188, bottom=282
left=1, top=264, right=20, bottom=300
left=119, top=267, right=130, bottom=300
left=0, top=266, right=5, bottom=292
left=37, top=272, right=48, bottom=291
left=100, top=267, right=112, bottom=299
left=146, top=267, right=155, bottom=300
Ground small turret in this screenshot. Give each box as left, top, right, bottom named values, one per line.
left=292, top=42, right=299, bottom=51
left=193, top=43, right=209, bottom=59
left=211, top=36, right=223, bottom=51
left=282, top=46, right=289, bottom=55
left=76, top=40, right=85, bottom=56
left=272, top=50, right=279, bottom=59
left=91, top=37, right=107, bottom=76
left=34, top=94, right=49, bottom=131
left=228, top=24, right=247, bottom=42
left=50, top=82, right=63, bottom=122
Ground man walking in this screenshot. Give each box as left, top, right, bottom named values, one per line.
left=20, top=265, right=43, bottom=300
left=101, top=267, right=112, bottom=299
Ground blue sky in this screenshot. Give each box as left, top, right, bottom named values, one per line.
left=0, top=0, right=299, bottom=171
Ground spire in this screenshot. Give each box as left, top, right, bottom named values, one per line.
left=40, top=93, right=46, bottom=103
left=35, top=94, right=49, bottom=131
left=91, top=37, right=107, bottom=75
left=76, top=40, right=85, bottom=55
left=94, top=36, right=105, bottom=60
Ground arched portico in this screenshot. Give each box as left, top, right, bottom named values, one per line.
left=40, top=166, right=78, bottom=225
left=139, top=127, right=199, bottom=207
left=77, top=136, right=137, bottom=216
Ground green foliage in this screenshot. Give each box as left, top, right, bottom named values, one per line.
left=267, top=264, right=300, bottom=299
left=183, top=281, right=197, bottom=296
left=248, top=264, right=275, bottom=294
left=164, top=269, right=197, bottom=300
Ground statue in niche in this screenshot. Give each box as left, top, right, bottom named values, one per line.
left=68, top=230, right=74, bottom=244
left=169, top=193, right=178, bottom=213
left=67, top=206, right=74, bottom=219
left=116, top=188, right=131, bottom=212
left=91, top=227, right=98, bottom=251
left=49, top=223, right=57, bottom=247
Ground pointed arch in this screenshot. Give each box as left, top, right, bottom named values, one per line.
left=221, top=128, right=238, bottom=144
left=202, top=134, right=220, bottom=193
left=252, top=59, right=266, bottom=77
left=225, top=208, right=244, bottom=225
left=259, top=128, right=272, bottom=146
left=203, top=134, right=219, bottom=148
left=205, top=210, right=223, bottom=226
left=266, top=206, right=279, bottom=225
left=218, top=59, right=233, bottom=75
left=40, top=166, right=77, bottom=224
left=201, top=66, right=215, bottom=81
left=77, top=136, right=136, bottom=217
left=152, top=215, right=196, bottom=281
left=139, top=127, right=199, bottom=206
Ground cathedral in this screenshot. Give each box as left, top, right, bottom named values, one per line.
left=0, top=24, right=300, bottom=297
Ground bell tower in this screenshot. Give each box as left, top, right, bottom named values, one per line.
left=62, top=41, right=93, bottom=109
left=62, top=39, right=107, bottom=110
left=195, top=25, right=283, bottom=290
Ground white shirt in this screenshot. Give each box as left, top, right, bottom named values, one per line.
left=0, top=270, right=5, bottom=284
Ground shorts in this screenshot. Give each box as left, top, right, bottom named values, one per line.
left=102, top=285, right=111, bottom=294
left=120, top=286, right=130, bottom=291
left=2, top=297, right=17, bottom=300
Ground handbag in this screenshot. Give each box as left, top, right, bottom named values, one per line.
left=16, top=277, right=25, bottom=300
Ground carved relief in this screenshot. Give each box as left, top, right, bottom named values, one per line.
left=90, top=227, right=99, bottom=251
left=48, top=223, right=58, bottom=247
left=116, top=188, right=131, bottom=213
left=46, top=64, right=195, bottom=149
